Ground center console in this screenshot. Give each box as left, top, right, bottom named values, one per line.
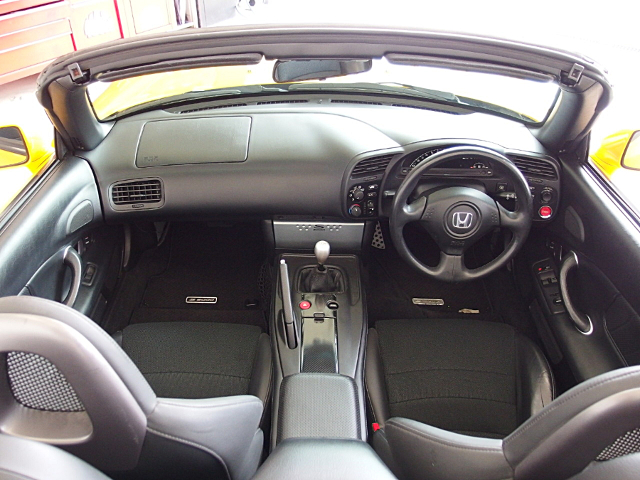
left=271, top=249, right=367, bottom=447
left=254, top=219, right=400, bottom=479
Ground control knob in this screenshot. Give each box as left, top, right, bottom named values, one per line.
left=541, top=189, right=553, bottom=203
left=349, top=204, right=362, bottom=217
left=352, top=187, right=365, bottom=201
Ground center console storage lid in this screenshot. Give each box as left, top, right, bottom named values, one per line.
left=253, top=438, right=397, bottom=480
left=277, top=373, right=362, bottom=443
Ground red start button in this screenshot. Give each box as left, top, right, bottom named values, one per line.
left=539, top=206, right=553, bottom=219
left=299, top=301, right=311, bottom=310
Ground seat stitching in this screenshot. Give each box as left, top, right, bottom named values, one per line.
left=390, top=396, right=516, bottom=406
left=389, top=420, right=505, bottom=453
left=505, top=370, right=640, bottom=445
left=157, top=397, right=261, bottom=409
left=146, top=427, right=231, bottom=478
left=386, top=367, right=514, bottom=377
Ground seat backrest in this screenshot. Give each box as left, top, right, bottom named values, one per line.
left=503, top=366, right=640, bottom=480
left=0, top=309, right=148, bottom=470
left=380, top=365, right=640, bottom=480
left=0, top=295, right=264, bottom=480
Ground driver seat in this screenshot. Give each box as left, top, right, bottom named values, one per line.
left=366, top=318, right=555, bottom=439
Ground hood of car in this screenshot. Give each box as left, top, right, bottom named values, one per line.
left=35, top=25, right=611, bottom=153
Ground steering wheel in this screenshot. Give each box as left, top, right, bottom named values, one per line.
left=390, top=146, right=533, bottom=282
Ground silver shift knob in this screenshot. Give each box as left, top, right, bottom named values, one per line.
left=314, top=240, right=330, bottom=269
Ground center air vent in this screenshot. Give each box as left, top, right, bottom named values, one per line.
left=110, top=178, right=164, bottom=211
left=510, top=155, right=558, bottom=179
left=351, top=154, right=395, bottom=178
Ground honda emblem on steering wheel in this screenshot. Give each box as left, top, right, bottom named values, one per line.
left=452, top=211, right=474, bottom=229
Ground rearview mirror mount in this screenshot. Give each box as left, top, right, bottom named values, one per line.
left=273, top=59, right=372, bottom=83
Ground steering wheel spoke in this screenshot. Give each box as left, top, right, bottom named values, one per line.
left=497, top=203, right=527, bottom=233
left=393, top=196, right=427, bottom=229
left=436, top=252, right=466, bottom=282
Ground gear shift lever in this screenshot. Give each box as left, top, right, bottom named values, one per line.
left=300, top=240, right=343, bottom=292
left=314, top=240, right=330, bottom=271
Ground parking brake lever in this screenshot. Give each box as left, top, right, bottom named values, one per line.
left=280, top=259, right=299, bottom=349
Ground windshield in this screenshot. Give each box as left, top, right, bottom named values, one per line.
left=87, top=57, right=559, bottom=123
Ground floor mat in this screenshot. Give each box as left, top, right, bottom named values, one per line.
left=365, top=243, right=494, bottom=324
left=141, top=222, right=265, bottom=311
left=105, top=222, right=268, bottom=332
left=365, top=222, right=537, bottom=339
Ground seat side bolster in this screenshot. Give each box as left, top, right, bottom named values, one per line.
left=0, top=434, right=111, bottom=480
left=384, top=418, right=512, bottom=480
left=568, top=452, right=640, bottom=480
left=365, top=328, right=391, bottom=427
left=505, top=388, right=640, bottom=480
left=148, top=395, right=264, bottom=480
left=504, top=367, right=640, bottom=468
left=515, top=332, right=555, bottom=423
left=248, top=333, right=272, bottom=407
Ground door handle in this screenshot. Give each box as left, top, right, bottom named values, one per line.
left=62, top=247, right=82, bottom=307
left=559, top=251, right=593, bottom=335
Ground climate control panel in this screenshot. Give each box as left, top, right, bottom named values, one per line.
left=347, top=182, right=380, bottom=217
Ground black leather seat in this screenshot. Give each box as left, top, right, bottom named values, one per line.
left=0, top=296, right=269, bottom=480
left=367, top=319, right=640, bottom=480
left=366, top=318, right=554, bottom=438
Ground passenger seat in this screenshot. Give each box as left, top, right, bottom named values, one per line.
left=115, top=322, right=271, bottom=405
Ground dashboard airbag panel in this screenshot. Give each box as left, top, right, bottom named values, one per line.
left=135, top=116, right=251, bottom=167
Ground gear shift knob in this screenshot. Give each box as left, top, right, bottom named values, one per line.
left=314, top=240, right=330, bottom=270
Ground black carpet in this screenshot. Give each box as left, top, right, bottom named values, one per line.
left=104, top=222, right=268, bottom=332
left=365, top=222, right=540, bottom=342
left=365, top=223, right=494, bottom=324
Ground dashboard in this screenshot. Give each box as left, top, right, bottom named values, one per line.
left=82, top=101, right=561, bottom=224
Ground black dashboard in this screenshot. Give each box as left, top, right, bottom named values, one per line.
left=81, top=101, right=561, bottom=223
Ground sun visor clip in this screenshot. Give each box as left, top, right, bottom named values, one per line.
left=68, top=63, right=90, bottom=85
left=562, top=63, right=584, bottom=86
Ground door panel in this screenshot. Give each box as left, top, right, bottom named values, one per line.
left=0, top=157, right=112, bottom=317
left=540, top=155, right=640, bottom=380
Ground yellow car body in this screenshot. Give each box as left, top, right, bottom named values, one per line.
left=0, top=123, right=54, bottom=213
left=590, top=129, right=636, bottom=178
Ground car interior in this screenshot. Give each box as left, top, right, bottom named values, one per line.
left=1, top=27, right=640, bottom=480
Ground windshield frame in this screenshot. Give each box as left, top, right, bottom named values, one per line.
left=36, top=26, right=612, bottom=153
left=86, top=59, right=562, bottom=125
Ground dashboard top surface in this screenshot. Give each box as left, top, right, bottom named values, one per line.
left=81, top=102, right=556, bottom=221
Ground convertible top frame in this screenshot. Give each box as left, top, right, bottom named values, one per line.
left=35, top=25, right=611, bottom=153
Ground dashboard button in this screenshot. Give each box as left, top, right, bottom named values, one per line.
left=299, top=300, right=311, bottom=310
left=539, top=206, right=553, bottom=219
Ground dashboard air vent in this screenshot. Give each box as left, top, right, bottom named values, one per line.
left=351, top=154, right=395, bottom=177
left=331, top=99, right=383, bottom=106
left=510, top=155, right=557, bottom=179
left=256, top=100, right=309, bottom=105
left=111, top=179, right=162, bottom=205
left=178, top=103, right=247, bottom=114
